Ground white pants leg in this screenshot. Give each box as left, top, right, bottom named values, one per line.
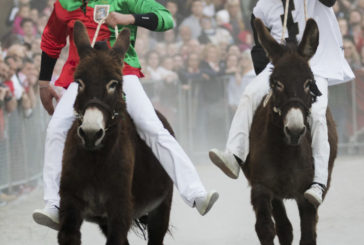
left=226, top=67, right=271, bottom=161
left=43, top=76, right=206, bottom=208
left=43, top=83, right=78, bottom=207
left=309, top=76, right=329, bottom=186
left=123, top=75, right=206, bottom=206
left=225, top=67, right=330, bottom=187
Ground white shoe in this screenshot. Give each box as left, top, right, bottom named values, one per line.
left=304, top=183, right=325, bottom=206
left=32, top=204, right=60, bottom=231
left=209, top=149, right=240, bottom=179
left=195, top=191, right=219, bottom=216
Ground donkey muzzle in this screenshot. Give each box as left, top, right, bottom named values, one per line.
left=77, top=107, right=106, bottom=150
left=283, top=108, right=307, bottom=145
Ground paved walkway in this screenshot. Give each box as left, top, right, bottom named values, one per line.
left=0, top=155, right=363, bottom=244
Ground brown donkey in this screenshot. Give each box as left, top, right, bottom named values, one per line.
left=58, top=21, right=173, bottom=245
left=242, top=19, right=338, bottom=245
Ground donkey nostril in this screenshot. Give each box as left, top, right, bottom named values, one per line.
left=78, top=127, right=86, bottom=139
left=95, top=129, right=104, bottom=141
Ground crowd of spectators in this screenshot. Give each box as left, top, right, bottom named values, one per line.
left=0, top=0, right=364, bottom=203
left=0, top=0, right=54, bottom=205
left=136, top=0, right=364, bottom=148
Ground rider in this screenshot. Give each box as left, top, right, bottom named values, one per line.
left=209, top=0, right=354, bottom=206
left=33, top=0, right=219, bottom=230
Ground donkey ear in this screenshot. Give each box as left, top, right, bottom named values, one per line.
left=73, top=21, right=92, bottom=59
left=298, top=19, right=319, bottom=61
left=253, top=18, right=284, bottom=65
left=111, top=28, right=130, bottom=60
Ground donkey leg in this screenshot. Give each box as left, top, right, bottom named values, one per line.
left=147, top=191, right=173, bottom=245
left=251, top=184, right=275, bottom=245
left=297, top=197, right=318, bottom=245
left=105, top=198, right=132, bottom=245
left=272, top=199, right=293, bottom=245
left=58, top=196, right=83, bottom=245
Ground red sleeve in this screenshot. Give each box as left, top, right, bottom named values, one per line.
left=3, top=80, right=14, bottom=95
left=41, top=1, right=70, bottom=59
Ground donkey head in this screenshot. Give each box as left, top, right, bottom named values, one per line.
left=254, top=18, right=321, bottom=145
left=72, top=21, right=130, bottom=150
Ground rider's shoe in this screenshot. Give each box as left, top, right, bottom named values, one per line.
left=32, top=204, right=60, bottom=231
left=304, top=183, right=325, bottom=206
left=195, top=191, right=219, bottom=216
left=209, top=149, right=240, bottom=179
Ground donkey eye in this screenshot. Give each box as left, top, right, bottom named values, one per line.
left=304, top=79, right=312, bottom=93
left=106, top=80, right=119, bottom=94
left=273, top=80, right=284, bottom=92
left=75, top=79, right=85, bottom=92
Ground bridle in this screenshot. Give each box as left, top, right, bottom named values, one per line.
left=272, top=97, right=310, bottom=117
left=74, top=97, right=122, bottom=130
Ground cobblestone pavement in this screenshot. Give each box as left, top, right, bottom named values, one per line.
left=1, top=155, right=363, bottom=245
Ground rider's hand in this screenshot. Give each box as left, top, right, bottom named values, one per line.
left=39, top=80, right=60, bottom=115
left=105, top=12, right=135, bottom=27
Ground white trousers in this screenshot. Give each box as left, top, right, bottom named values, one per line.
left=43, top=75, right=206, bottom=207
left=226, top=67, right=330, bottom=186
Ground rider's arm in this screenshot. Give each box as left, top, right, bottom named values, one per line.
left=39, top=0, right=69, bottom=82
left=318, top=0, right=336, bottom=7
left=126, top=0, right=174, bottom=31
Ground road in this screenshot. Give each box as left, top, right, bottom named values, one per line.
left=0, top=155, right=363, bottom=244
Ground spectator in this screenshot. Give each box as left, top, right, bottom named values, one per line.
left=4, top=55, right=24, bottom=101
left=19, top=18, right=38, bottom=45
left=163, top=29, right=177, bottom=45
left=187, top=39, right=203, bottom=56
left=360, top=45, right=364, bottom=67
left=0, top=62, right=17, bottom=114
left=225, top=0, right=245, bottom=43
left=198, top=15, right=233, bottom=45
left=344, top=36, right=362, bottom=70
left=166, top=0, right=183, bottom=27
left=338, top=17, right=350, bottom=36
left=226, top=50, right=255, bottom=116
left=348, top=10, right=363, bottom=51
left=177, top=53, right=204, bottom=89
left=12, top=4, right=32, bottom=36
left=145, top=51, right=164, bottom=81
left=179, top=0, right=204, bottom=39
left=178, top=25, right=193, bottom=46
left=160, top=56, right=179, bottom=83
left=196, top=44, right=225, bottom=148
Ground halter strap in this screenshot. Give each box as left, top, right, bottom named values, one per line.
left=274, top=97, right=310, bottom=117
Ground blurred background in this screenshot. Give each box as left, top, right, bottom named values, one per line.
left=0, top=0, right=363, bottom=244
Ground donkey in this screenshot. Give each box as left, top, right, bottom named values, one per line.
left=58, top=21, right=173, bottom=245
left=242, top=19, right=338, bottom=245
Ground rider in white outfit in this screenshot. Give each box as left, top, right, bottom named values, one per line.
left=209, top=0, right=354, bottom=206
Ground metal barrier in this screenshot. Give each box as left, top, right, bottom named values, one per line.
left=0, top=76, right=362, bottom=194
left=141, top=76, right=364, bottom=159
left=0, top=98, right=48, bottom=193
left=141, top=76, right=232, bottom=160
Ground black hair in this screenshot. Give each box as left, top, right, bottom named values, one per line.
left=20, top=18, right=34, bottom=28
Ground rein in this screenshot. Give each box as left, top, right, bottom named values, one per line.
left=91, top=17, right=119, bottom=48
